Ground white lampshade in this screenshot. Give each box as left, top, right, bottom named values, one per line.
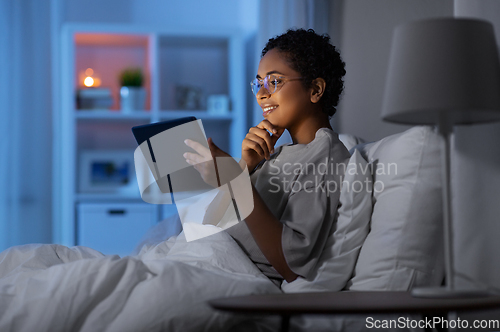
left=382, top=18, right=500, bottom=125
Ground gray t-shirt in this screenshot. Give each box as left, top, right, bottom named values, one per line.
left=226, top=128, right=350, bottom=285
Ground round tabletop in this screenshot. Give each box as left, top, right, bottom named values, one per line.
left=209, top=291, right=500, bottom=316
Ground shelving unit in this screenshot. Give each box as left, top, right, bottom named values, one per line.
left=53, top=24, right=246, bottom=253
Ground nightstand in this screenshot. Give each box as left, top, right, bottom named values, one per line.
left=209, top=291, right=500, bottom=332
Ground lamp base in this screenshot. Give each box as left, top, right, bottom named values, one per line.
left=411, top=287, right=491, bottom=299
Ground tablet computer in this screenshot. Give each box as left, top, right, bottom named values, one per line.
left=132, top=117, right=243, bottom=224
left=132, top=116, right=197, bottom=148
left=131, top=116, right=212, bottom=198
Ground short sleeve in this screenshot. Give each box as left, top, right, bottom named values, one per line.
left=280, top=171, right=342, bottom=278
left=227, top=128, right=350, bottom=282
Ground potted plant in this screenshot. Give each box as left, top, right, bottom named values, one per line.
left=119, top=67, right=146, bottom=112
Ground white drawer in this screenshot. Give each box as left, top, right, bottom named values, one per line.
left=77, top=202, right=158, bottom=256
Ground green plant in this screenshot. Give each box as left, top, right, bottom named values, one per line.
left=119, top=68, right=143, bottom=87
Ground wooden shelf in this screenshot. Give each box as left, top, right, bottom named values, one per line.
left=74, top=110, right=233, bottom=122
left=158, top=110, right=233, bottom=120
left=76, top=110, right=151, bottom=121
left=76, top=193, right=143, bottom=202
left=54, top=23, right=246, bottom=247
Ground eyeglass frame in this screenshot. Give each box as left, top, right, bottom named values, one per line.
left=250, top=74, right=305, bottom=96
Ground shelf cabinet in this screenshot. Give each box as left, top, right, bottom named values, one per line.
left=77, top=202, right=158, bottom=256
left=53, top=24, right=246, bottom=250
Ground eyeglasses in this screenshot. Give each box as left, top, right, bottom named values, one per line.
left=250, top=74, right=304, bottom=96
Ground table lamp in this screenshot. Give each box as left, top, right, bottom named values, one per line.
left=381, top=18, right=500, bottom=298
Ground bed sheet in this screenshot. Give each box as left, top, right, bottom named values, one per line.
left=0, top=230, right=281, bottom=332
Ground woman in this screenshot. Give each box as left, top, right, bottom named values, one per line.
left=184, top=28, right=350, bottom=287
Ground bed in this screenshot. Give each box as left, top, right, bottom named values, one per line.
left=0, top=126, right=446, bottom=332
left=0, top=231, right=281, bottom=331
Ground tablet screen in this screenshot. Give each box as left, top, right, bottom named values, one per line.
left=131, top=116, right=213, bottom=200
left=131, top=116, right=197, bottom=146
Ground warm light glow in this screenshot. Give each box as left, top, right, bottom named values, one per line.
left=84, top=76, right=94, bottom=87
left=85, top=68, right=94, bottom=76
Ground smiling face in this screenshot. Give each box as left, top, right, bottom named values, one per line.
left=255, top=49, right=325, bottom=142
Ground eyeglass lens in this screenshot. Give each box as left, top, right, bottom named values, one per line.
left=251, top=75, right=279, bottom=96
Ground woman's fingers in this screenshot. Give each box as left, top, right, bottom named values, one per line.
left=183, top=140, right=219, bottom=188
left=248, top=128, right=273, bottom=158
left=241, top=120, right=284, bottom=169
left=184, top=138, right=237, bottom=188
left=243, top=133, right=268, bottom=159
left=245, top=129, right=274, bottom=159
left=183, top=139, right=212, bottom=170
left=256, top=119, right=279, bottom=135
left=249, top=122, right=283, bottom=158
left=256, top=120, right=284, bottom=145
left=183, top=151, right=205, bottom=165
left=271, top=127, right=285, bottom=145
left=184, top=139, right=212, bottom=160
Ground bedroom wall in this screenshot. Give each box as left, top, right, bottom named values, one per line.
left=64, top=0, right=258, bottom=32
left=330, top=0, right=454, bottom=141
left=330, top=0, right=500, bottom=320
left=452, top=0, right=500, bottom=321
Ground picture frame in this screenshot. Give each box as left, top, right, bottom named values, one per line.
left=79, top=150, right=138, bottom=194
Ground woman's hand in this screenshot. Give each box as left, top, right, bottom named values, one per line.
left=242, top=120, right=284, bottom=172
left=184, top=138, right=241, bottom=188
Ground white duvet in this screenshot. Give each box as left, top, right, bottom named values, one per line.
left=0, top=230, right=281, bottom=332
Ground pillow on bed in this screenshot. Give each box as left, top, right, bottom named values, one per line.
left=281, top=149, right=372, bottom=293
left=345, top=126, right=445, bottom=291
left=339, top=133, right=365, bottom=151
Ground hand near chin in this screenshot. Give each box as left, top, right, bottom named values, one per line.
left=184, top=138, right=244, bottom=188
left=242, top=120, right=284, bottom=172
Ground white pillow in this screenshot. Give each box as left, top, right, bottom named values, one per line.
left=345, top=126, right=445, bottom=291
left=281, top=149, right=372, bottom=293
left=339, top=133, right=365, bottom=151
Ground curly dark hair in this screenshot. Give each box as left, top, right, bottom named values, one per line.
left=262, top=28, right=346, bottom=117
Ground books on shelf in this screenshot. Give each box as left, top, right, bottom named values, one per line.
left=77, top=88, right=114, bottom=110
